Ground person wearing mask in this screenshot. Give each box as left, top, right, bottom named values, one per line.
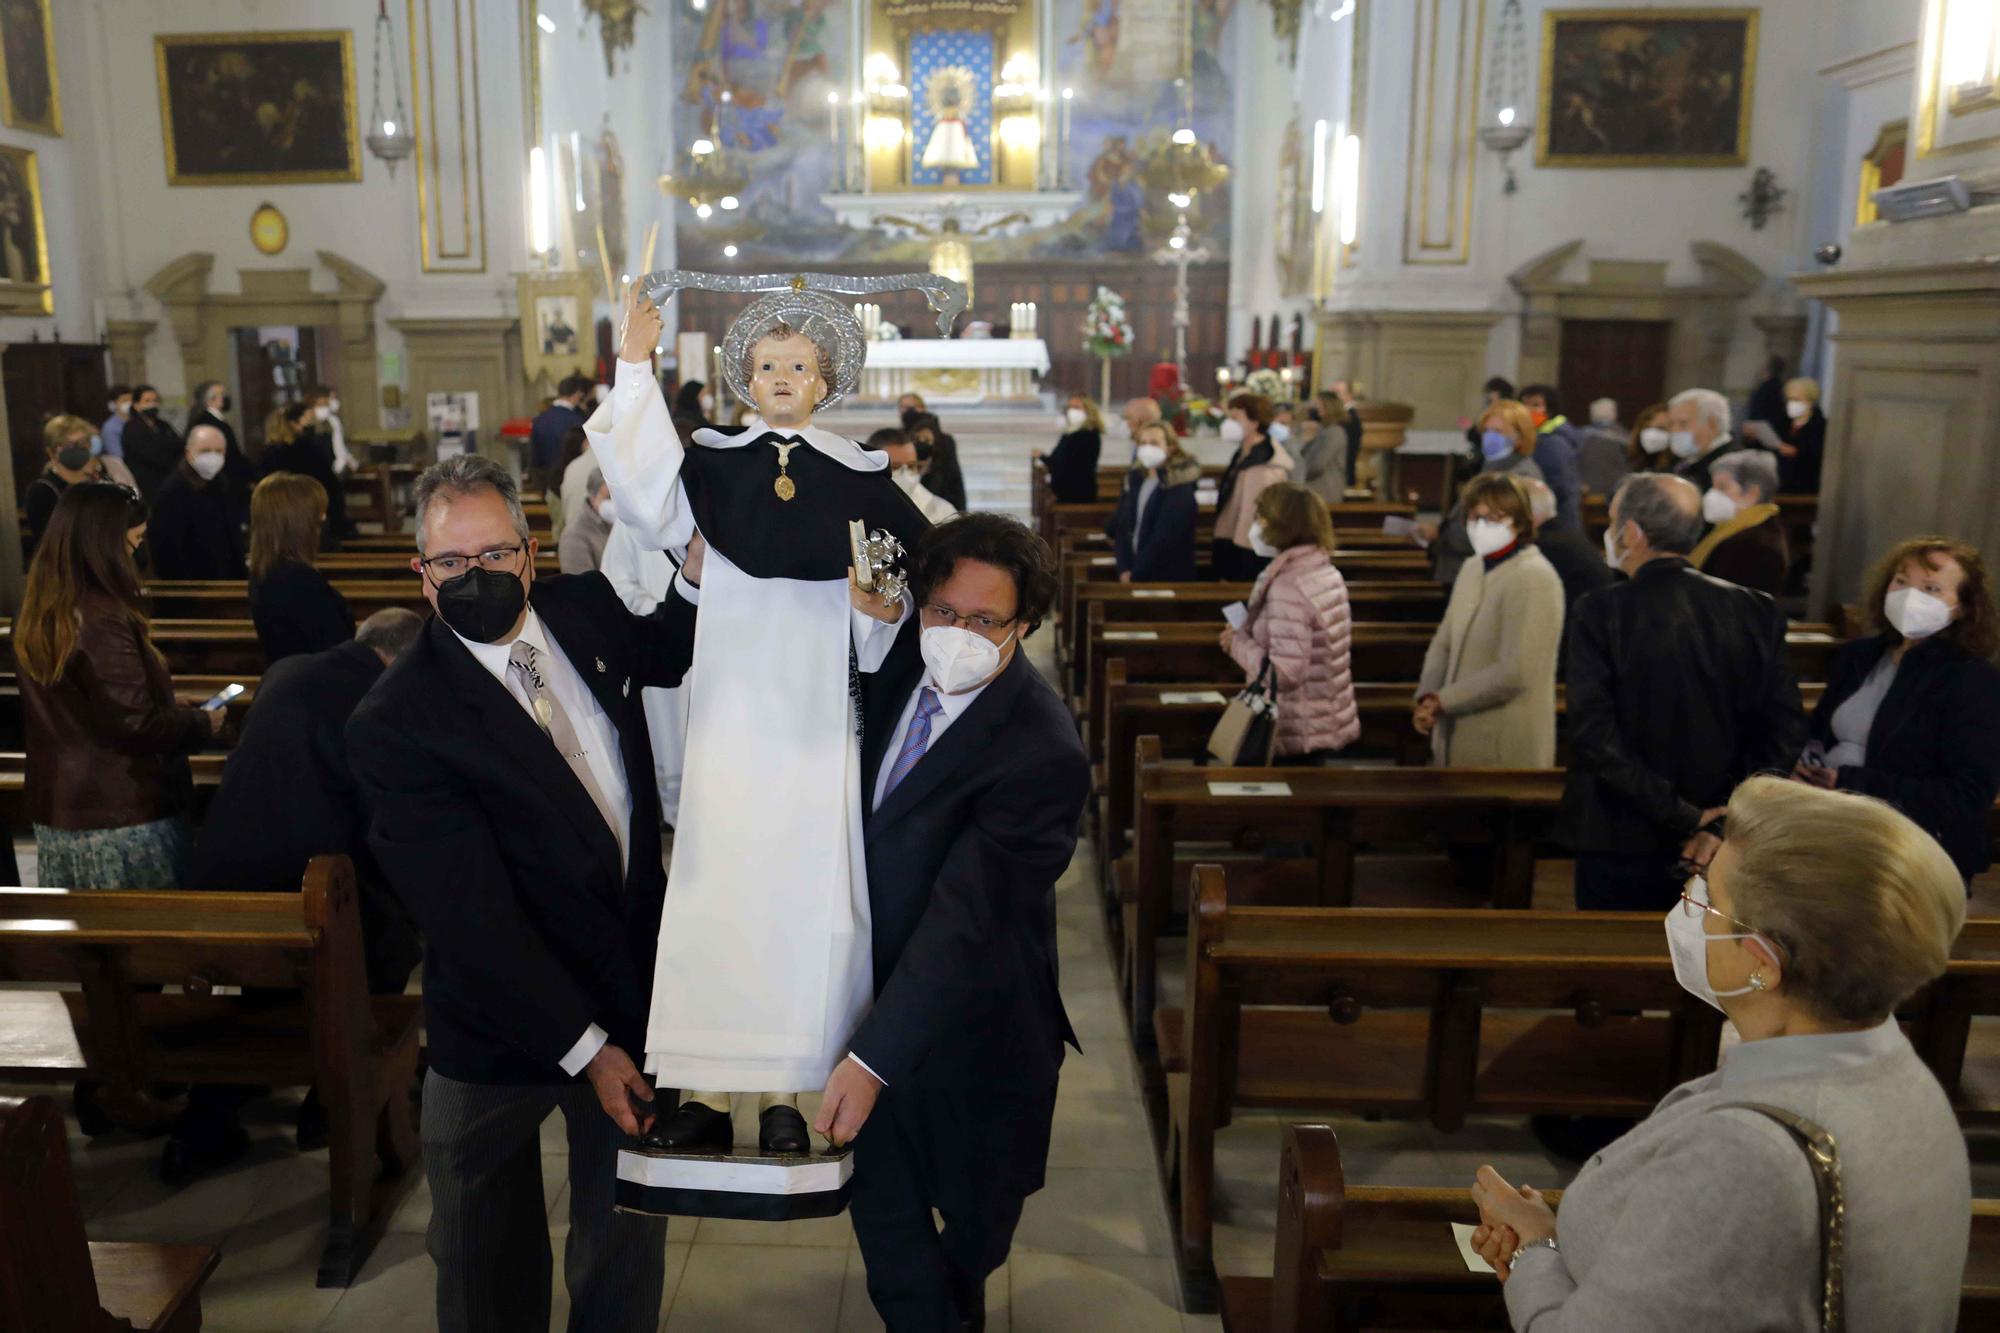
left=1424, top=399, right=1544, bottom=586
left=247, top=472, right=352, bottom=666
left=1774, top=376, right=1826, bottom=495
left=1559, top=473, right=1805, bottom=912
left=557, top=424, right=604, bottom=542
left=1269, top=401, right=1295, bottom=451
left=1574, top=397, right=1631, bottom=498
left=1328, top=379, right=1365, bottom=486
left=531, top=375, right=592, bottom=496
left=1290, top=390, right=1346, bottom=503
left=1517, top=384, right=1583, bottom=533
left=1522, top=477, right=1613, bottom=677
left=671, top=379, right=714, bottom=441
left=1414, top=473, right=1564, bottom=766
left=559, top=469, right=616, bottom=573
left=1625, top=402, right=1674, bottom=474
left=1666, top=386, right=1742, bottom=493
left=1690, top=449, right=1788, bottom=597
left=1797, top=537, right=2000, bottom=886
left=1219, top=482, right=1361, bottom=760
left=1468, top=776, right=1970, bottom=1333
left=23, top=414, right=103, bottom=552
left=186, top=379, right=253, bottom=488
left=869, top=426, right=959, bottom=525
left=907, top=411, right=967, bottom=512
left=1120, top=394, right=1164, bottom=462
left=1463, top=375, right=1516, bottom=452
left=1745, top=353, right=1790, bottom=436
left=896, top=391, right=928, bottom=428
left=310, top=386, right=357, bottom=476
left=147, top=424, right=247, bottom=580
left=101, top=383, right=133, bottom=461
left=120, top=384, right=185, bottom=502
left=1041, top=394, right=1104, bottom=503
left=1107, top=420, right=1201, bottom=583
left=17, top=482, right=221, bottom=890
left=261, top=401, right=348, bottom=547
left=1210, top=392, right=1294, bottom=582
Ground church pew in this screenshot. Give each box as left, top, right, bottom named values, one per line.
left=317, top=550, right=560, bottom=578
left=0, top=857, right=422, bottom=1288
left=1044, top=498, right=1416, bottom=556
left=143, top=581, right=429, bottom=623
left=0, top=673, right=254, bottom=750
left=0, top=751, right=225, bottom=830
left=0, top=620, right=258, bottom=677
left=1581, top=491, right=1817, bottom=553
left=0, top=1093, right=221, bottom=1333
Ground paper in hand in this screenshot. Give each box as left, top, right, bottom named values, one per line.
left=1382, top=514, right=1428, bottom=548
left=1450, top=1222, right=1498, bottom=1274
left=1221, top=601, right=1249, bottom=630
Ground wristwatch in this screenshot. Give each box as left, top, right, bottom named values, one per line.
left=1513, top=1236, right=1561, bottom=1263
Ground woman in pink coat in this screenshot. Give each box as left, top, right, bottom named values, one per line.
left=1221, top=483, right=1362, bottom=759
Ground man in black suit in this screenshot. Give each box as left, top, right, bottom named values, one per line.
left=186, top=379, right=254, bottom=489
left=346, top=454, right=699, bottom=1333
left=814, top=513, right=1090, bottom=1332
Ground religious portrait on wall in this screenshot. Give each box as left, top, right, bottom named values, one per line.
left=0, top=0, right=59, bottom=136
left=154, top=31, right=362, bottom=185
left=1537, top=9, right=1757, bottom=167
left=0, top=144, right=50, bottom=313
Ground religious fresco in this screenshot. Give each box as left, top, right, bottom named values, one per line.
left=669, top=0, right=1235, bottom=268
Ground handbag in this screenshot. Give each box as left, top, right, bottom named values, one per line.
left=1720, top=1102, right=1844, bottom=1331
left=1207, top=660, right=1280, bottom=765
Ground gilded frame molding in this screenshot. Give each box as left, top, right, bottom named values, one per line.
left=0, top=0, right=61, bottom=137
left=153, top=30, right=362, bottom=186
left=1913, top=0, right=2000, bottom=162
left=0, top=144, right=52, bottom=315
left=518, top=269, right=596, bottom=390
left=1534, top=7, right=1757, bottom=169
left=410, top=0, right=489, bottom=273
left=1855, top=119, right=1906, bottom=227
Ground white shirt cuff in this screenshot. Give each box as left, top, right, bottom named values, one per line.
left=559, top=1023, right=609, bottom=1077
left=674, top=570, right=701, bottom=604
left=615, top=358, right=653, bottom=396
left=848, top=1053, right=887, bottom=1086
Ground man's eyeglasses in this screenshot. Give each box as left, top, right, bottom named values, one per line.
left=923, top=603, right=1015, bottom=635
left=419, top=545, right=526, bottom=577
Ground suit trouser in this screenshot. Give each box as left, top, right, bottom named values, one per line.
left=422, top=1070, right=669, bottom=1333
left=850, top=1081, right=1058, bottom=1332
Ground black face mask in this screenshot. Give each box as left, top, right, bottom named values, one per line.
left=433, top=566, right=527, bottom=643
left=138, top=405, right=159, bottom=420
left=56, top=445, right=90, bottom=471
left=129, top=540, right=150, bottom=571
left=900, top=408, right=922, bottom=429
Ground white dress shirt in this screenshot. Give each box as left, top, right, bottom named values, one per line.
left=871, top=668, right=995, bottom=812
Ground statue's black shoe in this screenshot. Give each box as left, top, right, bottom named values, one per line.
left=639, top=1100, right=733, bottom=1153
left=758, top=1104, right=810, bottom=1155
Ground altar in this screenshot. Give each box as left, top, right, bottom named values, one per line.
left=860, top=338, right=1050, bottom=404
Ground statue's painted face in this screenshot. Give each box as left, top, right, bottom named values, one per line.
left=748, top=331, right=824, bottom=429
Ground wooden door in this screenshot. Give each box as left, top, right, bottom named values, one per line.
left=2, top=343, right=108, bottom=501
left=1557, top=319, right=1669, bottom=426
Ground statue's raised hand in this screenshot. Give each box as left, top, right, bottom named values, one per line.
left=619, top=282, right=664, bottom=365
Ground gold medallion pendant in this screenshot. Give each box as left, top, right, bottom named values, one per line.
left=773, top=438, right=798, bottom=501
left=774, top=474, right=796, bottom=501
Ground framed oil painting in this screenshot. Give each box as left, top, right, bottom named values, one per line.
left=155, top=31, right=361, bottom=185
left=0, top=144, right=50, bottom=313
left=0, top=0, right=59, bottom=136
left=517, top=270, right=597, bottom=392
left=1537, top=9, right=1757, bottom=167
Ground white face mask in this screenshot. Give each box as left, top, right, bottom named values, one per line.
left=1065, top=407, right=1087, bottom=430
left=328, top=397, right=343, bottom=414
left=1885, top=586, right=1954, bottom=640
left=1220, top=417, right=1245, bottom=445
left=1668, top=429, right=1700, bottom=460
left=597, top=497, right=619, bottom=525
left=699, top=392, right=714, bottom=412
left=1701, top=488, right=1738, bottom=524
left=1638, top=426, right=1670, bottom=455
left=1466, top=517, right=1515, bottom=557
left=1602, top=523, right=1624, bottom=570
left=921, top=623, right=1013, bottom=695
left=1269, top=421, right=1291, bottom=444
left=1664, top=881, right=1766, bottom=1013
left=1785, top=398, right=1809, bottom=421
left=1135, top=443, right=1167, bottom=470
left=1247, top=519, right=1279, bottom=559
left=312, top=405, right=331, bottom=422
left=190, top=451, right=226, bottom=481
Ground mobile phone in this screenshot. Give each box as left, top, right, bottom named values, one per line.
left=201, top=683, right=246, bottom=712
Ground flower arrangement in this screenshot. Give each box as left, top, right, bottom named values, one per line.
left=1173, top=392, right=1224, bottom=437
left=1244, top=367, right=1286, bottom=401
left=1082, top=286, right=1135, bottom=360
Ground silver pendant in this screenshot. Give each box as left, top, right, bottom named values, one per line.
left=622, top=678, right=631, bottom=697
left=595, top=656, right=606, bottom=673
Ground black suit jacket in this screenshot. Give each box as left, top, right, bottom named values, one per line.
left=148, top=466, right=246, bottom=580
left=1807, top=633, right=2000, bottom=882
left=262, top=436, right=349, bottom=546
left=122, top=412, right=184, bottom=501
left=346, top=573, right=698, bottom=1083
left=187, top=407, right=254, bottom=488
left=1559, top=558, right=1805, bottom=855
left=190, top=639, right=418, bottom=992
left=1107, top=467, right=1199, bottom=582
left=250, top=559, right=354, bottom=666
left=849, top=627, right=1088, bottom=1091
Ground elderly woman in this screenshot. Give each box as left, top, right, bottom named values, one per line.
left=1689, top=448, right=1788, bottom=596
left=1426, top=398, right=1544, bottom=585
left=1470, top=775, right=1970, bottom=1331
left=1776, top=376, right=1826, bottom=494
left=1797, top=536, right=2000, bottom=885
left=1414, top=473, right=1564, bottom=765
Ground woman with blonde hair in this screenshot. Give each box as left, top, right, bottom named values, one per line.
left=260, top=400, right=347, bottom=550
left=1414, top=472, right=1564, bottom=765
left=22, top=414, right=103, bottom=552
left=1425, top=398, right=1544, bottom=584
left=247, top=471, right=352, bottom=665
left=1107, top=419, right=1202, bottom=582
left=1775, top=376, right=1825, bottom=494
left=1470, top=775, right=1970, bottom=1332
left=18, top=483, right=220, bottom=889
left=1219, top=482, right=1359, bottom=759
left=1042, top=392, right=1105, bottom=503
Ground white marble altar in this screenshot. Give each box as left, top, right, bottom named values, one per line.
left=860, top=338, right=1051, bottom=403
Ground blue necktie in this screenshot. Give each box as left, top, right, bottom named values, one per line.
left=882, top=687, right=943, bottom=799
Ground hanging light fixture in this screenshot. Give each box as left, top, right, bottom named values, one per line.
left=365, top=0, right=415, bottom=175
left=1478, top=0, right=1532, bottom=195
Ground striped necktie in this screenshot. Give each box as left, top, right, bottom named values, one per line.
left=881, top=687, right=943, bottom=799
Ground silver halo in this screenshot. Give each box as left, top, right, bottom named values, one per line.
left=722, top=289, right=867, bottom=411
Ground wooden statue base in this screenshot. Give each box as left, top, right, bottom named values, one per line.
left=614, top=1145, right=854, bottom=1221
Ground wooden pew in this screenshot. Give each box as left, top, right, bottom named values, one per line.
left=1227, top=1124, right=2000, bottom=1332
left=0, top=1094, right=220, bottom=1332
left=1044, top=498, right=1415, bottom=555
left=0, top=621, right=263, bottom=677
left=0, top=858, right=423, bottom=1287
left=317, top=550, right=560, bottom=578
left=0, top=674, right=255, bottom=750
left=0, top=752, right=227, bottom=830
left=143, top=581, right=428, bottom=623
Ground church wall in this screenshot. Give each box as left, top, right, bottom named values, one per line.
left=0, top=0, right=95, bottom=347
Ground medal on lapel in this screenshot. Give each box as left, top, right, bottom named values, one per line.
left=773, top=438, right=797, bottom=501
left=532, top=696, right=554, bottom=732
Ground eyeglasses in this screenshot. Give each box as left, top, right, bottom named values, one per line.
left=419, top=545, right=526, bottom=577
left=1677, top=873, right=1762, bottom=933
left=923, top=602, right=1016, bottom=635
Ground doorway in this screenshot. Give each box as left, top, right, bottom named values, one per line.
left=1557, top=319, right=1670, bottom=426
left=232, top=326, right=328, bottom=459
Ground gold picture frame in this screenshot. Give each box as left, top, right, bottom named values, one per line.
left=1536, top=8, right=1757, bottom=168
left=155, top=31, right=362, bottom=186
left=1856, top=119, right=1907, bottom=227
left=518, top=270, right=597, bottom=392
left=0, top=0, right=61, bottom=136
left=0, top=143, right=52, bottom=314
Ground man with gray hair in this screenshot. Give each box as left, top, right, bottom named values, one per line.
left=1666, top=386, right=1742, bottom=493
left=1559, top=471, right=1805, bottom=912
left=1690, top=447, right=1788, bottom=596
left=347, top=452, right=703, bottom=1332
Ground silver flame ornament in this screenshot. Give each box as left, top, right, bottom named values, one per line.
left=850, top=522, right=908, bottom=607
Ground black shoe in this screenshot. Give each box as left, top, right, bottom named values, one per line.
left=158, top=1123, right=250, bottom=1187
left=758, top=1104, right=810, bottom=1155
left=639, top=1100, right=734, bottom=1153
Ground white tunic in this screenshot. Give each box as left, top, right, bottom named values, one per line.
left=586, top=360, right=900, bottom=1092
